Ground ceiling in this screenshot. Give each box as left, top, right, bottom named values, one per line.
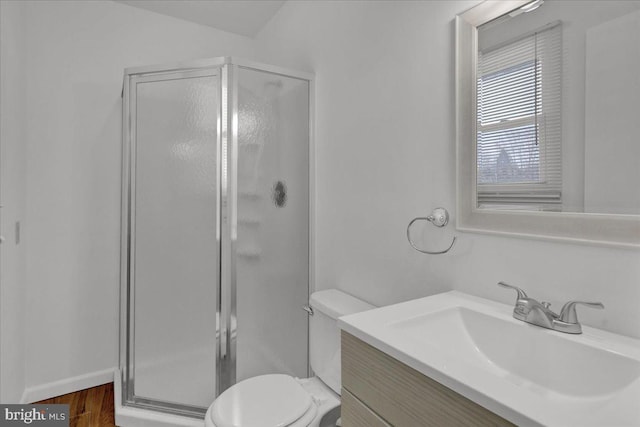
left=116, top=0, right=286, bottom=37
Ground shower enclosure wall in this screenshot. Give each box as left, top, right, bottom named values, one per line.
left=119, top=57, right=313, bottom=419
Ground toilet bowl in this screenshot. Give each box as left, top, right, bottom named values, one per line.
left=204, top=289, right=374, bottom=427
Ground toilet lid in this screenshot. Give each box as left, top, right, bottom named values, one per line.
left=211, top=374, right=313, bottom=427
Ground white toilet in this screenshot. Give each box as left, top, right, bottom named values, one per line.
left=205, top=289, right=375, bottom=427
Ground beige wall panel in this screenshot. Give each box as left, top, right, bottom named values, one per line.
left=342, top=331, right=515, bottom=427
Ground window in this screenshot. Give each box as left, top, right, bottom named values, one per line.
left=477, top=22, right=562, bottom=210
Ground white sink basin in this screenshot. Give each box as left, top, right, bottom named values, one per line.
left=390, top=306, right=640, bottom=398
left=338, top=291, right=640, bottom=427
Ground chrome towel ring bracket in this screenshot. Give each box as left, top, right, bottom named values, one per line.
left=407, top=207, right=457, bottom=255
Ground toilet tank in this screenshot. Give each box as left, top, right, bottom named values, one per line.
left=309, top=289, right=375, bottom=395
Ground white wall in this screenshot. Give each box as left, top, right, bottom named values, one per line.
left=0, top=0, right=28, bottom=403
left=254, top=0, right=640, bottom=338
left=21, top=0, right=255, bottom=396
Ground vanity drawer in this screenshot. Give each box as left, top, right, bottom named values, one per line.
left=341, top=388, right=391, bottom=427
left=341, top=331, right=515, bottom=427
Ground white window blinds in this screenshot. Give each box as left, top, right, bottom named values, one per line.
left=477, top=22, right=562, bottom=209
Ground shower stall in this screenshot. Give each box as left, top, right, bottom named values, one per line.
left=118, top=57, right=313, bottom=420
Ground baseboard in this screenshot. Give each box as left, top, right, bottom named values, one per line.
left=21, top=368, right=115, bottom=403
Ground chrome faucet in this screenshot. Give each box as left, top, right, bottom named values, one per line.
left=497, top=282, right=604, bottom=334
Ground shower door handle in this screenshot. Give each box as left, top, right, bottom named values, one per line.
left=220, top=304, right=228, bottom=360
left=220, top=324, right=227, bottom=359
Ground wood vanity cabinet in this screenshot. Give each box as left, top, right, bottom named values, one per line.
left=340, top=331, right=515, bottom=427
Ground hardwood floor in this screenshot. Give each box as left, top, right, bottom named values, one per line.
left=34, top=383, right=116, bottom=427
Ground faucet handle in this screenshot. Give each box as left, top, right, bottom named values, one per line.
left=497, top=282, right=528, bottom=300
left=559, top=301, right=604, bottom=323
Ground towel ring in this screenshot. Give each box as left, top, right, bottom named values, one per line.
left=407, top=207, right=457, bottom=255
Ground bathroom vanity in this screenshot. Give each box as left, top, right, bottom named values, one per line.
left=341, top=331, right=513, bottom=426
left=338, top=292, right=640, bottom=427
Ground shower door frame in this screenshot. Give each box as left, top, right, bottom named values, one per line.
left=119, top=57, right=315, bottom=418
left=120, top=59, right=225, bottom=418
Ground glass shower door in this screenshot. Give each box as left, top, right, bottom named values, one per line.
left=124, top=69, right=220, bottom=415
left=231, top=66, right=310, bottom=383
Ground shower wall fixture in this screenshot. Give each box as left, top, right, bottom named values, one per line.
left=119, top=57, right=313, bottom=418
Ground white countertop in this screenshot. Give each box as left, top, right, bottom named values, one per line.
left=338, top=291, right=640, bottom=427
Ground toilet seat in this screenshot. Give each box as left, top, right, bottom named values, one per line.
left=206, top=375, right=339, bottom=427
left=209, top=374, right=317, bottom=427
